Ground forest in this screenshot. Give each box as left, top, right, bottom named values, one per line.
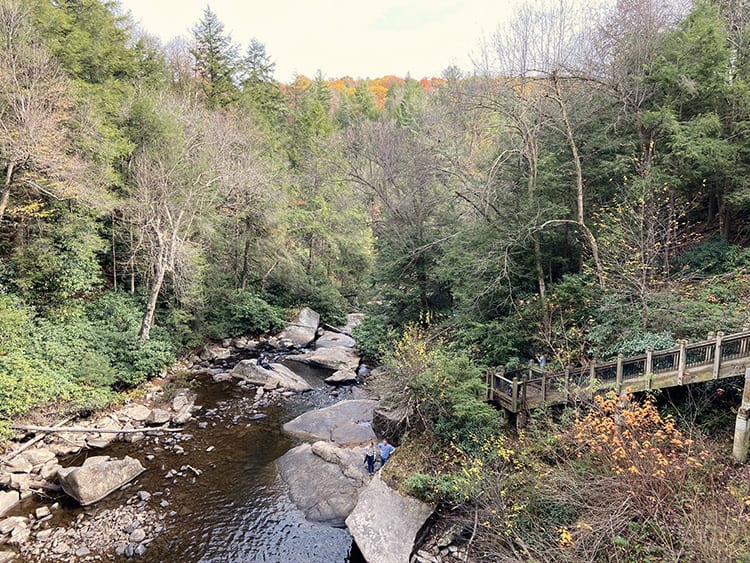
left=1, top=0, right=750, bottom=559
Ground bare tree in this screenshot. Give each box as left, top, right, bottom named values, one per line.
left=127, top=95, right=220, bottom=340
left=0, top=0, right=81, bottom=225
left=488, top=0, right=607, bottom=286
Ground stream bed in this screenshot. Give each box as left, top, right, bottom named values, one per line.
left=10, top=363, right=366, bottom=562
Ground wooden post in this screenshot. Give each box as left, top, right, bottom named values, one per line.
left=645, top=348, right=653, bottom=390
left=511, top=377, right=519, bottom=413
left=713, top=331, right=724, bottom=379
left=732, top=368, right=750, bottom=463
left=706, top=331, right=715, bottom=363
left=616, top=353, right=623, bottom=394
left=589, top=358, right=597, bottom=397
left=541, top=370, right=547, bottom=403
left=677, top=340, right=687, bottom=385
left=564, top=368, right=570, bottom=403
left=528, top=360, right=534, bottom=379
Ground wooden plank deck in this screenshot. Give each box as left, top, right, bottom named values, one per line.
left=487, top=331, right=750, bottom=413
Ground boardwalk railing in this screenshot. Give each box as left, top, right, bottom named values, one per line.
left=487, top=330, right=750, bottom=413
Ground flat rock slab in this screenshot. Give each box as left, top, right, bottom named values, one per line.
left=346, top=473, right=434, bottom=563
left=58, top=456, right=145, bottom=506
left=283, top=399, right=377, bottom=444
left=0, top=490, right=20, bottom=517
left=277, top=442, right=369, bottom=526
left=22, top=448, right=56, bottom=467
left=119, top=404, right=152, bottom=422
left=286, top=347, right=360, bottom=372
left=324, top=369, right=358, bottom=385
left=315, top=331, right=356, bottom=349
left=230, top=360, right=312, bottom=392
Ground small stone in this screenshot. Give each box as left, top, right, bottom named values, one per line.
left=129, top=528, right=147, bottom=543
left=52, top=541, right=70, bottom=554
left=75, top=546, right=91, bottom=557
left=137, top=491, right=151, bottom=502
left=206, top=446, right=215, bottom=453
left=160, top=500, right=170, bottom=508
left=135, top=543, right=148, bottom=556
left=125, top=543, right=135, bottom=558
left=36, top=529, right=53, bottom=540
left=34, top=506, right=51, bottom=519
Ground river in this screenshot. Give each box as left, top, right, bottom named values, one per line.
left=12, top=362, right=367, bottom=562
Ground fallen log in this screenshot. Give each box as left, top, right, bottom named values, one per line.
left=0, top=415, right=75, bottom=464
left=10, top=424, right=181, bottom=434
left=320, top=322, right=345, bottom=335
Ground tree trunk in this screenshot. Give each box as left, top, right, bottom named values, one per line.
left=112, top=211, right=117, bottom=291
left=240, top=236, right=250, bottom=290
left=0, top=161, right=15, bottom=224
left=139, top=258, right=166, bottom=341
left=552, top=76, right=604, bottom=287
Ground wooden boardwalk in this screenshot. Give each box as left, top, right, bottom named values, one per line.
left=487, top=331, right=750, bottom=413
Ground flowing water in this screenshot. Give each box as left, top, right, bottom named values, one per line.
left=12, top=363, right=367, bottom=562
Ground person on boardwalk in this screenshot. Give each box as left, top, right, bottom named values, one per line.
left=378, top=439, right=395, bottom=468
left=364, top=442, right=376, bottom=475
left=537, top=354, right=547, bottom=370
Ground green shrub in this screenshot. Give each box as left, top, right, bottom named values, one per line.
left=205, top=289, right=286, bottom=339
left=84, top=292, right=177, bottom=386
left=600, top=331, right=676, bottom=359
left=265, top=278, right=349, bottom=326
left=351, top=314, right=398, bottom=361
left=0, top=293, right=31, bottom=355
left=677, top=236, right=733, bottom=275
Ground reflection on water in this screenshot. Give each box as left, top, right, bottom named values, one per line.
left=28, top=369, right=365, bottom=562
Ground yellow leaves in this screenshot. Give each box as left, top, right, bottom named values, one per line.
left=557, top=526, right=574, bottom=548
left=8, top=200, right=52, bottom=219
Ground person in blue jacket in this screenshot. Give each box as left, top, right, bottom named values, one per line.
left=378, top=439, right=395, bottom=468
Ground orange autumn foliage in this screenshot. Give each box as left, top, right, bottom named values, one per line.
left=569, top=391, right=709, bottom=489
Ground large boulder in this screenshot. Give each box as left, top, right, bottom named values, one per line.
left=277, top=442, right=369, bottom=526
left=230, top=360, right=312, bottom=392
left=286, top=347, right=360, bottom=372
left=283, top=399, right=377, bottom=444
left=372, top=404, right=409, bottom=446
left=340, top=313, right=365, bottom=334
left=315, top=331, right=356, bottom=349
left=346, top=473, right=434, bottom=563
left=277, top=307, right=320, bottom=349
left=57, top=456, right=145, bottom=506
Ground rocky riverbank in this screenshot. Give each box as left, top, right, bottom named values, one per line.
left=0, top=309, right=370, bottom=561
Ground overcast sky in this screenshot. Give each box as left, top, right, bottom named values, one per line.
left=119, top=0, right=523, bottom=82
